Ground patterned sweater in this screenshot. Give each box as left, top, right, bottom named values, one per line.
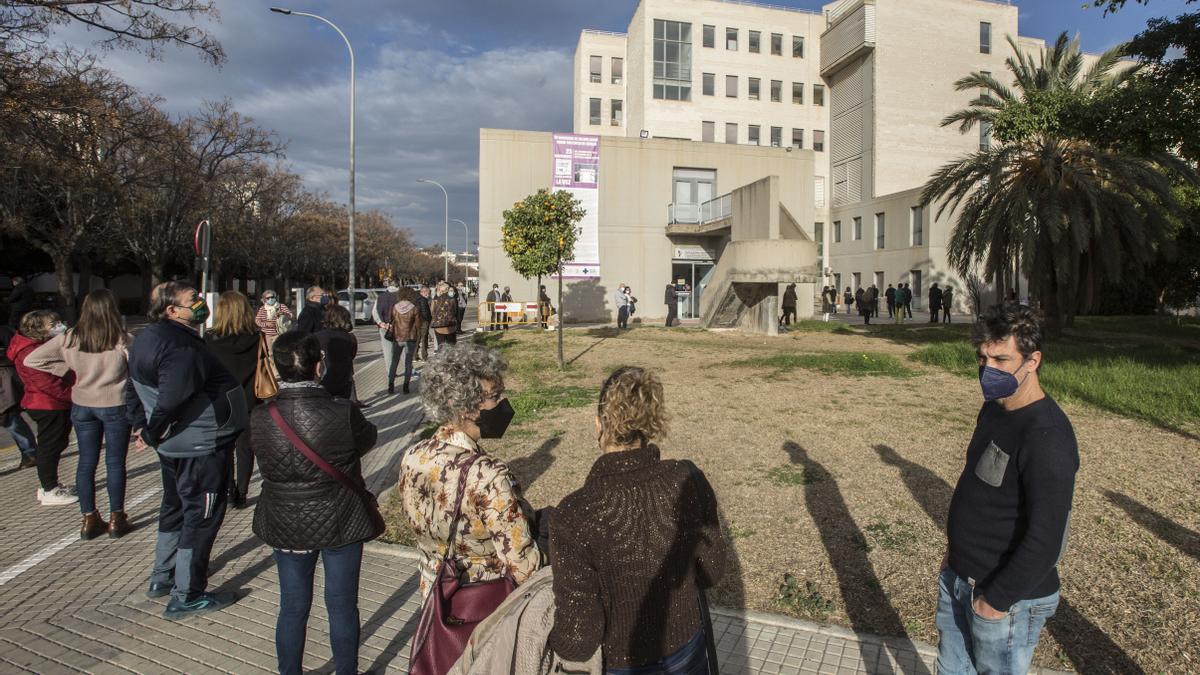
left=397, top=427, right=543, bottom=596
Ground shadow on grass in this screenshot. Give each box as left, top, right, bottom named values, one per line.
left=873, top=444, right=1141, bottom=672
left=1104, top=490, right=1200, bottom=563
left=507, top=433, right=561, bottom=492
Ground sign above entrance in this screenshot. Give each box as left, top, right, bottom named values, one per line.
left=552, top=133, right=601, bottom=279
left=673, top=244, right=715, bottom=262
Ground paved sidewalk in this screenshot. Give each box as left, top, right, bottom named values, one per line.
left=0, top=322, right=1060, bottom=674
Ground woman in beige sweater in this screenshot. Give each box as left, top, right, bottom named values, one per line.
left=27, top=289, right=134, bottom=539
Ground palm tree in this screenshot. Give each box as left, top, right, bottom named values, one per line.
left=921, top=33, right=1195, bottom=334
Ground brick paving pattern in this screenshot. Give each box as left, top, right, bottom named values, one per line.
left=0, top=320, right=1061, bottom=674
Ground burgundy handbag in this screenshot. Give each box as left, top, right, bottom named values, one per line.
left=409, top=455, right=516, bottom=675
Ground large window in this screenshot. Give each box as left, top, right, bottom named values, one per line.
left=770, top=126, right=782, bottom=147
left=702, top=72, right=715, bottom=96
left=726, top=75, right=738, bottom=98
left=875, top=212, right=885, bottom=249
left=980, top=120, right=992, bottom=151
left=771, top=33, right=783, bottom=55
left=589, top=55, right=602, bottom=83
left=702, top=121, right=715, bottom=142
left=980, top=70, right=991, bottom=100
left=792, top=128, right=804, bottom=149
left=834, top=220, right=842, bottom=243
left=749, top=77, right=760, bottom=100
left=611, top=99, right=623, bottom=126
left=673, top=168, right=717, bottom=224
left=911, top=205, right=925, bottom=246
left=813, top=129, right=825, bottom=152
left=980, top=22, right=992, bottom=54
left=770, top=79, right=782, bottom=102
left=793, top=35, right=804, bottom=58
left=703, top=24, right=715, bottom=48
left=748, top=125, right=760, bottom=146
left=792, top=82, right=804, bottom=104
left=653, top=19, right=693, bottom=101
left=726, top=27, right=738, bottom=50
left=612, top=57, right=623, bottom=84
left=853, top=216, right=862, bottom=240
left=813, top=84, right=825, bottom=106
left=589, top=98, right=601, bottom=125
left=749, top=30, right=761, bottom=53
left=725, top=122, right=737, bottom=144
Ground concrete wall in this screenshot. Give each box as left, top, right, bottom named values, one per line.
left=479, top=129, right=816, bottom=323
left=575, top=31, right=630, bottom=137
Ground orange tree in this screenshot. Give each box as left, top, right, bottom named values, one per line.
left=501, top=188, right=584, bottom=368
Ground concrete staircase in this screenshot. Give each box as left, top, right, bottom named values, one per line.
left=701, top=239, right=820, bottom=333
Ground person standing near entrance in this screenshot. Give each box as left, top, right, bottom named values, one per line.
left=943, top=288, right=954, bottom=323
left=486, top=284, right=501, bottom=331
left=929, top=283, right=944, bottom=323
left=869, top=285, right=880, bottom=318
left=613, top=283, right=630, bottom=330
left=904, top=283, right=914, bottom=318
left=780, top=284, right=798, bottom=326
left=937, top=303, right=1078, bottom=674
left=127, top=281, right=247, bottom=619
left=500, top=286, right=513, bottom=331
left=843, top=287, right=853, bottom=315
left=894, top=282, right=907, bottom=325
left=665, top=282, right=678, bottom=327
left=373, top=281, right=399, bottom=382
left=885, top=284, right=896, bottom=318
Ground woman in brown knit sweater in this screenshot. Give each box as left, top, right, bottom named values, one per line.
left=549, top=367, right=729, bottom=674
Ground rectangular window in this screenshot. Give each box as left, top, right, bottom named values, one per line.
left=589, top=55, right=602, bottom=83
left=612, top=57, right=623, bottom=84
left=748, top=125, right=760, bottom=145
left=813, top=129, right=825, bottom=152
left=980, top=70, right=991, bottom=101
left=702, top=121, right=715, bottom=142
left=980, top=120, right=992, bottom=151
left=813, top=84, right=825, bottom=106
left=792, top=82, right=804, bottom=104
left=853, top=216, right=862, bottom=240
left=791, top=128, right=804, bottom=149
left=725, top=122, right=737, bottom=144
left=726, top=27, right=738, bottom=50
left=749, top=77, right=760, bottom=100
left=833, top=220, right=842, bottom=243
left=611, top=99, right=623, bottom=126
left=589, top=98, right=601, bottom=125
left=875, top=271, right=885, bottom=292
left=770, top=80, right=782, bottom=102
left=793, top=35, right=804, bottom=58
left=770, top=126, right=782, bottom=147
left=726, top=75, right=738, bottom=98
left=980, top=22, right=992, bottom=54
left=702, top=72, right=715, bottom=96
left=875, top=212, right=885, bottom=249
left=653, top=19, right=693, bottom=101
left=703, top=24, right=715, bottom=48
left=815, top=222, right=824, bottom=258
left=771, top=33, right=783, bottom=55
left=853, top=272, right=862, bottom=290
left=749, top=30, right=761, bottom=53
left=911, top=206, right=925, bottom=246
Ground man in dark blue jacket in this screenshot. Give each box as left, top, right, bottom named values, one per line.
left=125, top=281, right=247, bottom=619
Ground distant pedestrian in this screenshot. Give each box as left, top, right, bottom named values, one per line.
left=943, top=288, right=954, bottom=323
left=828, top=286, right=838, bottom=315
left=486, top=284, right=501, bottom=331
left=8, top=310, right=76, bottom=506
left=539, top=285, right=553, bottom=329
left=625, top=286, right=638, bottom=323
left=0, top=325, right=37, bottom=469
left=6, top=275, right=34, bottom=329
left=904, top=284, right=914, bottom=318
left=929, top=283, right=944, bottom=323
left=937, top=303, right=1077, bottom=674
left=456, top=283, right=468, bottom=334
left=665, top=283, right=679, bottom=327
left=254, top=290, right=293, bottom=346
left=870, top=285, right=880, bottom=318
left=781, top=283, right=798, bottom=326
left=294, top=286, right=327, bottom=334
left=388, top=288, right=422, bottom=395
left=500, top=286, right=513, bottom=332
left=314, top=304, right=358, bottom=400
left=251, top=331, right=380, bottom=675
left=204, top=291, right=262, bottom=511
left=417, top=286, right=433, bottom=358
left=127, top=281, right=246, bottom=619
left=857, top=288, right=873, bottom=325
left=894, top=283, right=907, bottom=325
left=614, top=283, right=630, bottom=329
left=885, top=284, right=896, bottom=318
left=373, top=281, right=399, bottom=380
left=844, top=287, right=853, bottom=315
left=431, top=282, right=459, bottom=347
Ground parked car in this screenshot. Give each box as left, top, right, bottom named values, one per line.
left=337, top=288, right=385, bottom=325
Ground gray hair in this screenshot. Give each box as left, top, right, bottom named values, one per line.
left=420, top=342, right=508, bottom=423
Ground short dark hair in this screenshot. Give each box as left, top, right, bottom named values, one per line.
left=971, top=302, right=1043, bottom=360
left=273, top=331, right=322, bottom=382
left=148, top=281, right=196, bottom=322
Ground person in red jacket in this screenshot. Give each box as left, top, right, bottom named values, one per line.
left=7, top=310, right=76, bottom=506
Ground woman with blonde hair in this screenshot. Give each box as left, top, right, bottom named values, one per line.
left=549, top=367, right=728, bottom=673
left=205, top=291, right=262, bottom=508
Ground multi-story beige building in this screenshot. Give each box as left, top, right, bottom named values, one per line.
left=480, top=0, right=1084, bottom=326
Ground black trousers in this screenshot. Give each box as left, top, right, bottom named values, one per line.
left=887, top=300, right=895, bottom=317
left=617, top=305, right=629, bottom=329
left=229, top=429, right=254, bottom=499
left=435, top=331, right=457, bottom=347
left=153, top=445, right=232, bottom=602
left=905, top=303, right=913, bottom=318
left=29, top=409, right=71, bottom=491
left=781, top=308, right=796, bottom=325
left=665, top=303, right=678, bottom=327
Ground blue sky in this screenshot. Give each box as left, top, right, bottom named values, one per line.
left=55, top=0, right=1192, bottom=248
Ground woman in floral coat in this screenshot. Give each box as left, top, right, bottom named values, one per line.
left=396, top=342, right=542, bottom=597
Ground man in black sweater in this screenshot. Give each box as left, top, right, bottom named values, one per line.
left=936, top=303, right=1078, bottom=674
left=294, top=286, right=327, bottom=334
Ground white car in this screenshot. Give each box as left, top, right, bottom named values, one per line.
left=337, top=288, right=385, bottom=325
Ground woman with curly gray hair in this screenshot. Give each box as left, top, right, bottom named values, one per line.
left=396, top=342, right=542, bottom=603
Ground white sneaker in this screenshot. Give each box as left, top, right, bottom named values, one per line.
left=38, top=485, right=79, bottom=506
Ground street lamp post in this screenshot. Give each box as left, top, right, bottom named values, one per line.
left=418, top=179, right=449, bottom=280
left=270, top=6, right=357, bottom=304
left=450, top=218, right=469, bottom=257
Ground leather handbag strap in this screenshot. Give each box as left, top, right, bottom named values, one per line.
left=268, top=401, right=373, bottom=505
left=442, top=453, right=480, bottom=564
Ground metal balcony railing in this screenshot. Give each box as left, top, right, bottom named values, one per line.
left=668, top=193, right=732, bottom=225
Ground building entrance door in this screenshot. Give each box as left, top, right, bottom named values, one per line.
left=671, top=261, right=715, bottom=320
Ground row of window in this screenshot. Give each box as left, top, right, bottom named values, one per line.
left=699, top=24, right=805, bottom=58
left=587, top=98, right=623, bottom=126
left=829, top=206, right=926, bottom=249
left=701, top=74, right=824, bottom=105
left=699, top=122, right=825, bottom=150
left=588, top=55, right=624, bottom=84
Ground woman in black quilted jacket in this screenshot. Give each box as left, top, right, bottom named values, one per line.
left=249, top=331, right=379, bottom=675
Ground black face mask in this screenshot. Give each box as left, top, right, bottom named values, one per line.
left=474, top=398, right=515, bottom=439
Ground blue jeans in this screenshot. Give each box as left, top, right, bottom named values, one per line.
left=4, top=412, right=36, bottom=458
left=936, top=568, right=1059, bottom=675
left=606, top=628, right=708, bottom=675
left=274, top=542, right=363, bottom=675
left=71, top=404, right=131, bottom=514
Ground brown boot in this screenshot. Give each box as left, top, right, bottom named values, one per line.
left=108, top=511, right=131, bottom=539
left=80, top=511, right=108, bottom=540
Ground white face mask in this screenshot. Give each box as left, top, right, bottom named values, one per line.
left=448, top=290, right=456, bottom=298
left=50, top=322, right=67, bottom=336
